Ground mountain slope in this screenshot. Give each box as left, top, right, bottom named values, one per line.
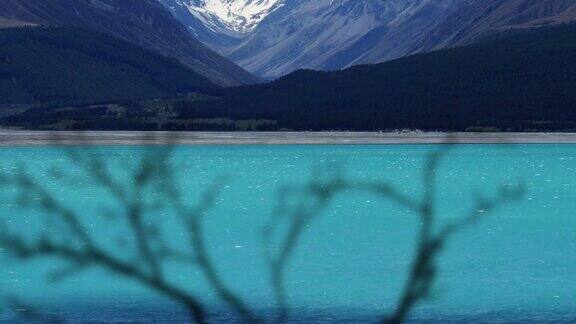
left=227, top=0, right=439, bottom=78
left=159, top=0, right=283, bottom=53
left=0, top=0, right=259, bottom=86
left=163, top=0, right=576, bottom=79
left=178, top=23, right=576, bottom=131
left=0, top=26, right=218, bottom=106
left=0, top=17, right=34, bottom=28
left=355, top=0, right=576, bottom=65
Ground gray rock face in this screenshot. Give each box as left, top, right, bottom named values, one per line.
left=161, top=0, right=576, bottom=79
left=0, top=0, right=260, bottom=86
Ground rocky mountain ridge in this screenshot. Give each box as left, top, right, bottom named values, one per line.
left=162, top=0, right=576, bottom=79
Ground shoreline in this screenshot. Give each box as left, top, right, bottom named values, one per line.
left=2, top=131, right=576, bottom=146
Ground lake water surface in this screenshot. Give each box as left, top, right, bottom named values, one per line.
left=0, top=144, right=574, bottom=323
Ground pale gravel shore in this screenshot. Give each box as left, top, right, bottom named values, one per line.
left=1, top=131, right=576, bottom=146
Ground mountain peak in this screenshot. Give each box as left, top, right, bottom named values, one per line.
left=183, top=0, right=284, bottom=33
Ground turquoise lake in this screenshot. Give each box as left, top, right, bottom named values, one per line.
left=0, top=144, right=574, bottom=323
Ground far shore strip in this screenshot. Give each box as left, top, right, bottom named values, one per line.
left=1, top=131, right=576, bottom=146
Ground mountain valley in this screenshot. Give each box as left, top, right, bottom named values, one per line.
left=162, top=0, right=576, bottom=78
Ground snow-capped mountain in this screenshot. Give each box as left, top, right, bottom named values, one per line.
left=159, top=0, right=283, bottom=52
left=185, top=0, right=284, bottom=33
left=161, top=0, right=576, bottom=79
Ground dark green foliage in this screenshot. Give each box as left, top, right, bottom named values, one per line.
left=179, top=23, right=576, bottom=131
left=0, top=26, right=219, bottom=107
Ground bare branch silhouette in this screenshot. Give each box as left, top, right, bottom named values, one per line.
left=0, top=133, right=525, bottom=323
left=263, top=142, right=525, bottom=323
left=0, top=132, right=260, bottom=324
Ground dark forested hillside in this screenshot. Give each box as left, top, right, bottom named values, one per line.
left=176, top=23, right=576, bottom=131
left=0, top=27, right=218, bottom=106
left=5, top=23, right=576, bottom=131
left=0, top=0, right=259, bottom=86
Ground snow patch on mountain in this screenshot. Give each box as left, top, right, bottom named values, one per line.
left=182, top=0, right=284, bottom=33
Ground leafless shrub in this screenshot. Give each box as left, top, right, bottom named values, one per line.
left=0, top=133, right=259, bottom=323
left=0, top=133, right=525, bottom=323
left=263, top=142, right=525, bottom=323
